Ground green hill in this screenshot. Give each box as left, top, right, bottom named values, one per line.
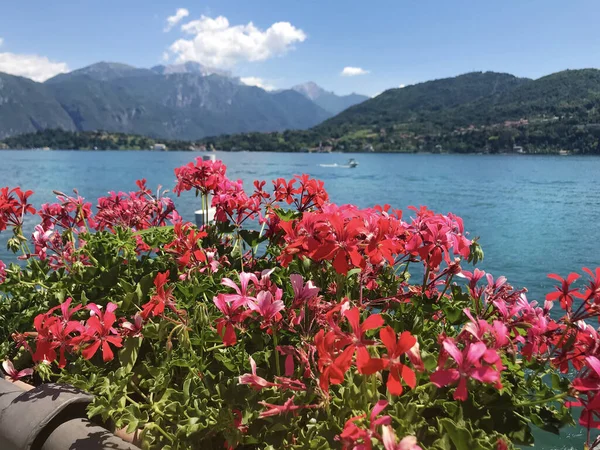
left=317, top=71, right=531, bottom=133
left=200, top=69, right=600, bottom=154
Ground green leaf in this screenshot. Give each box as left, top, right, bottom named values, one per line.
left=551, top=373, right=561, bottom=390
left=468, top=238, right=484, bottom=265
left=274, top=209, right=299, bottom=221
left=239, top=230, right=267, bottom=247
left=347, top=268, right=362, bottom=278
left=439, top=418, right=489, bottom=450
left=119, top=337, right=143, bottom=374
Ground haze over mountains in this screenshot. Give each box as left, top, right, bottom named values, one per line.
left=291, top=82, right=369, bottom=115
left=0, top=61, right=367, bottom=140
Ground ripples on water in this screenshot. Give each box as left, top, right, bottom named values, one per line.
left=1, top=150, right=599, bottom=449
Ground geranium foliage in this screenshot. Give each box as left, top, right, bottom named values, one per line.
left=0, top=158, right=598, bottom=449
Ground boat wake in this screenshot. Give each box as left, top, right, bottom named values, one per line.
left=319, top=159, right=358, bottom=169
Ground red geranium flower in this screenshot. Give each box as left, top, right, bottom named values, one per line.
left=546, top=272, right=583, bottom=310
left=341, top=307, right=385, bottom=375
left=80, top=303, right=123, bottom=362
left=380, top=326, right=417, bottom=395
left=141, top=271, right=177, bottom=319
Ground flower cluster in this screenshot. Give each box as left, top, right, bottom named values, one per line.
left=278, top=203, right=470, bottom=278
left=174, top=157, right=227, bottom=196
left=95, top=179, right=176, bottom=231
left=1, top=159, right=600, bottom=450
left=339, top=401, right=421, bottom=450
left=17, top=298, right=125, bottom=368
left=0, top=186, right=35, bottom=233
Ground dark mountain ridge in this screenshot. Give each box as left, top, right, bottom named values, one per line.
left=0, top=62, right=331, bottom=139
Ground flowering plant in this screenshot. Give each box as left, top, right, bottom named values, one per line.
left=0, top=158, right=598, bottom=449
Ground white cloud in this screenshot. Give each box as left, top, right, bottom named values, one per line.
left=341, top=66, right=369, bottom=77
left=0, top=52, right=69, bottom=82
left=168, top=15, right=306, bottom=68
left=165, top=8, right=190, bottom=32
left=0, top=38, right=4, bottom=47
left=240, top=76, right=275, bottom=91
left=399, top=84, right=405, bottom=88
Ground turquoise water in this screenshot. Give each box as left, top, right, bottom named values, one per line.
left=1, top=150, right=599, bottom=448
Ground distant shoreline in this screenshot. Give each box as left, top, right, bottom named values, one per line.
left=0, top=130, right=588, bottom=156
left=0, top=147, right=587, bottom=156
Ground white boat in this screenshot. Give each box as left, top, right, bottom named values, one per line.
left=345, top=158, right=358, bottom=168
left=319, top=159, right=358, bottom=169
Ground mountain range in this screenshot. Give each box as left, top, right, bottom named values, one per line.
left=0, top=62, right=368, bottom=140
left=291, top=82, right=369, bottom=115
left=197, top=68, right=600, bottom=154
left=4, top=67, right=600, bottom=154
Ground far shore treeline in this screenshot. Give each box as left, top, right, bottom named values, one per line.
left=4, top=69, right=600, bottom=154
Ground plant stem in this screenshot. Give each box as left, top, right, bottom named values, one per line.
left=272, top=328, right=281, bottom=376
left=206, top=343, right=226, bottom=352
left=129, top=381, right=149, bottom=401
left=237, top=232, right=244, bottom=271
left=18, top=280, right=51, bottom=290
left=252, top=220, right=267, bottom=256
left=400, top=261, right=410, bottom=279
left=125, top=395, right=143, bottom=408
left=422, top=264, right=430, bottom=296
left=437, top=274, right=454, bottom=302
left=513, top=391, right=568, bottom=408
left=151, top=423, right=174, bottom=443
left=525, top=324, right=572, bottom=389
left=371, top=374, right=378, bottom=400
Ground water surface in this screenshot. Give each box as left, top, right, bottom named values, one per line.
left=1, top=150, right=598, bottom=448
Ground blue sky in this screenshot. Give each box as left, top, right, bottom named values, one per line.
left=1, top=0, right=599, bottom=96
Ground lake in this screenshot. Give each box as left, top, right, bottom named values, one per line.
left=1, top=150, right=599, bottom=448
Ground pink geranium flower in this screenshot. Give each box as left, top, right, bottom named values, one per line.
left=430, top=339, right=500, bottom=401
left=2, top=360, right=33, bottom=382
left=238, top=356, right=275, bottom=390
left=339, top=400, right=392, bottom=448
left=573, top=356, right=600, bottom=392
left=248, top=290, right=285, bottom=324
left=258, top=396, right=316, bottom=418
left=221, top=272, right=259, bottom=308
left=0, top=260, right=6, bottom=284
left=382, top=427, right=422, bottom=450
left=290, top=274, right=319, bottom=307
left=213, top=293, right=249, bottom=346
left=121, top=313, right=144, bottom=338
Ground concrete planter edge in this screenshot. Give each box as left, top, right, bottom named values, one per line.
left=0, top=376, right=141, bottom=450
